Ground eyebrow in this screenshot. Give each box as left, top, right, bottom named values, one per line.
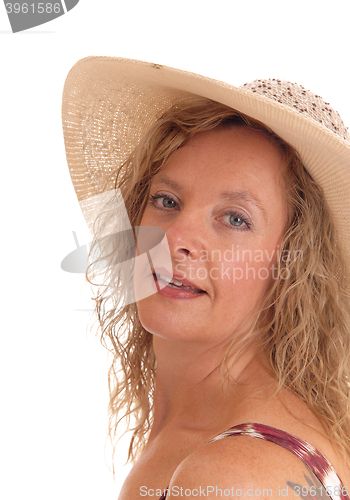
left=220, top=190, right=267, bottom=220
left=154, top=175, right=268, bottom=221
left=154, top=176, right=182, bottom=191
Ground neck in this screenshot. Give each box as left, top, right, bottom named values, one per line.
left=150, top=334, right=273, bottom=438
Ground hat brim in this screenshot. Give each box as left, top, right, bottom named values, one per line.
left=62, top=56, right=350, bottom=277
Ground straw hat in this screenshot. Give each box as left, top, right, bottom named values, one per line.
left=61, top=56, right=350, bottom=279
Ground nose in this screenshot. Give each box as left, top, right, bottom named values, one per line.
left=165, top=209, right=205, bottom=262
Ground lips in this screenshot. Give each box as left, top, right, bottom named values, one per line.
left=152, top=270, right=206, bottom=293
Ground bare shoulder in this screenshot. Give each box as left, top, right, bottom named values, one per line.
left=167, top=435, right=336, bottom=499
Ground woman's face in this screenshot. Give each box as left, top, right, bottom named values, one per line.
left=136, top=125, right=288, bottom=346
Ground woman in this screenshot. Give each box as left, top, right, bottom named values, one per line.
left=62, top=58, right=350, bottom=499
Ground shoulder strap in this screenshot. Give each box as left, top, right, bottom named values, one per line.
left=208, top=423, right=348, bottom=500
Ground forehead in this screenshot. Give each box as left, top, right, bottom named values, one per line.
left=190, top=123, right=284, bottom=158
left=158, top=125, right=286, bottom=185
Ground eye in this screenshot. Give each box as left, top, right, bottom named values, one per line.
left=148, top=193, right=179, bottom=210
left=161, top=197, right=177, bottom=208
left=222, top=211, right=251, bottom=230
left=228, top=214, right=244, bottom=226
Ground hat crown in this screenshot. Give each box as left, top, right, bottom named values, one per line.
left=242, top=79, right=349, bottom=141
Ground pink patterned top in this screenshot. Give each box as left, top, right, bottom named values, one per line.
left=159, top=423, right=349, bottom=500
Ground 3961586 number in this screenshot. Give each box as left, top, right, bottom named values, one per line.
left=5, top=3, right=62, bottom=14
left=293, top=485, right=349, bottom=497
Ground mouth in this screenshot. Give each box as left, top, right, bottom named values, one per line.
left=153, top=273, right=206, bottom=294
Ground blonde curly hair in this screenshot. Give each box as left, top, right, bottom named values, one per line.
left=86, top=98, right=350, bottom=469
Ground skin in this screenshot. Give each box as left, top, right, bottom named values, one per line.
left=119, top=126, right=350, bottom=499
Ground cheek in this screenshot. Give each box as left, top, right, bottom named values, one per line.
left=218, top=252, right=279, bottom=301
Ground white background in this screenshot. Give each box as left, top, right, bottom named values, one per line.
left=1, top=1, right=350, bottom=498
